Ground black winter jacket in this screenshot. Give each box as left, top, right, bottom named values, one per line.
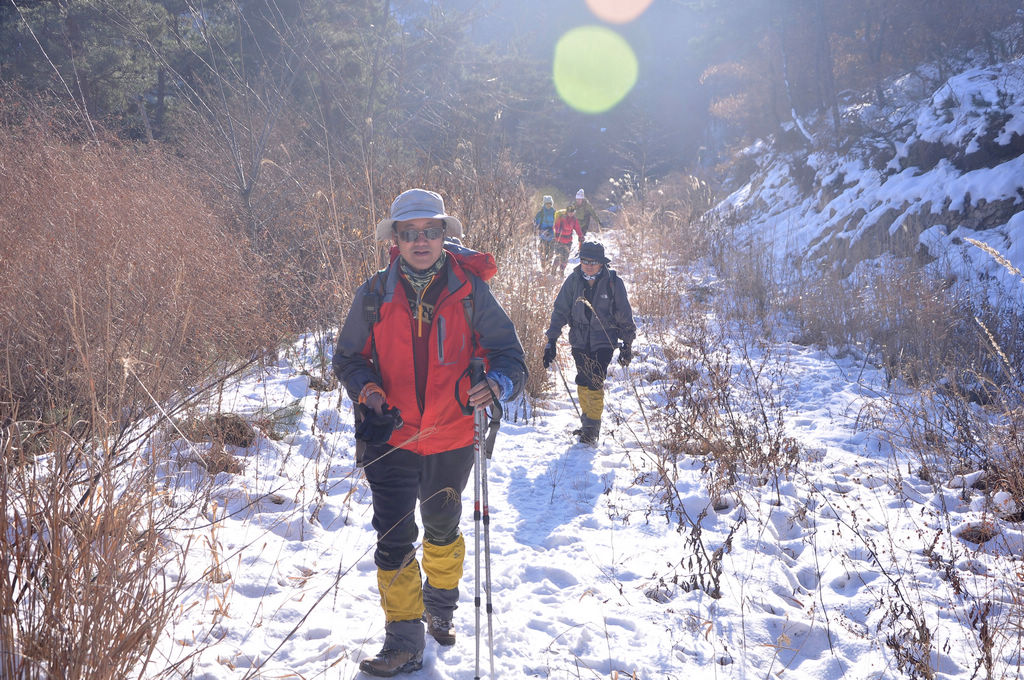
left=545, top=266, right=636, bottom=352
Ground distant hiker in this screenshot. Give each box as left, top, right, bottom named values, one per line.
left=551, top=203, right=583, bottom=274
left=574, top=189, right=603, bottom=235
left=333, top=188, right=527, bottom=677
left=534, top=194, right=556, bottom=272
left=542, top=241, right=635, bottom=446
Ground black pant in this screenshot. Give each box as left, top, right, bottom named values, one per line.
left=571, top=347, right=613, bottom=390
left=362, top=444, right=475, bottom=571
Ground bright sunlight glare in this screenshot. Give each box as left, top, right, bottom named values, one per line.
left=552, top=26, right=638, bottom=114
left=585, top=0, right=654, bottom=24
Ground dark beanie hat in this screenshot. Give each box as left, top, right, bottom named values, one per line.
left=579, top=241, right=610, bottom=264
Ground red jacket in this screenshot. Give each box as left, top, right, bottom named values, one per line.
left=553, top=210, right=582, bottom=246
left=373, top=268, right=478, bottom=452
left=334, top=245, right=525, bottom=455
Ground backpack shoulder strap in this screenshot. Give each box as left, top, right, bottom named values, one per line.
left=462, top=276, right=477, bottom=352
left=363, top=270, right=387, bottom=367
left=606, top=269, right=618, bottom=320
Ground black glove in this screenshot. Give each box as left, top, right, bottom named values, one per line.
left=354, top=403, right=404, bottom=444
left=617, top=342, right=632, bottom=367
left=542, top=339, right=556, bottom=368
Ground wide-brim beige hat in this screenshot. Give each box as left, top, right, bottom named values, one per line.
left=375, top=188, right=464, bottom=240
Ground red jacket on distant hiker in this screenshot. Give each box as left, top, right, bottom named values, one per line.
left=549, top=204, right=584, bottom=274
left=552, top=205, right=583, bottom=246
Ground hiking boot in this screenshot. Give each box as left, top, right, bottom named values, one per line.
left=424, top=612, right=456, bottom=646
left=579, top=416, right=601, bottom=446
left=573, top=429, right=597, bottom=446
left=358, top=648, right=423, bottom=677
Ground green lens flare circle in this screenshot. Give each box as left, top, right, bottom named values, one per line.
left=553, top=26, right=638, bottom=114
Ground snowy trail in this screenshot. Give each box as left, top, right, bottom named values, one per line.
left=153, top=342, right=824, bottom=679
left=149, top=253, right=1022, bottom=679
left=154, top=348, right=694, bottom=679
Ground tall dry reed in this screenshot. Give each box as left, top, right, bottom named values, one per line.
left=0, top=116, right=275, bottom=423
left=0, top=105, right=271, bottom=679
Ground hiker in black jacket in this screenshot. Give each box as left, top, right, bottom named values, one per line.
left=542, top=241, right=636, bottom=445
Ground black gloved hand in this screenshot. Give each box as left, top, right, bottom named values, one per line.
left=542, top=339, right=556, bottom=369
left=617, top=342, right=633, bottom=367
left=355, top=403, right=404, bottom=444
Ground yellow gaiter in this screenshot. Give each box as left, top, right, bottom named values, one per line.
left=377, top=558, right=424, bottom=622
left=423, top=534, right=465, bottom=590
left=577, top=386, right=605, bottom=421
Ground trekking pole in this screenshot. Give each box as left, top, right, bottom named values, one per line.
left=554, top=355, right=581, bottom=419
left=460, top=358, right=501, bottom=679
left=472, top=401, right=483, bottom=680
left=478, top=393, right=496, bottom=680
left=460, top=358, right=487, bottom=675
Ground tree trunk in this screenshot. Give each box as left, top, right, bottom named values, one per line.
left=814, top=0, right=841, bottom=139
left=863, top=0, right=888, bottom=106
left=137, top=95, right=154, bottom=143
left=155, top=67, right=166, bottom=131
left=776, top=5, right=813, bottom=144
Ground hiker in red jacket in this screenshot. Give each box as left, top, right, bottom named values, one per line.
left=551, top=204, right=583, bottom=275
left=333, top=188, right=527, bottom=677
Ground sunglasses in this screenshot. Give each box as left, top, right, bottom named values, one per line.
left=580, top=258, right=601, bottom=266
left=396, top=226, right=445, bottom=242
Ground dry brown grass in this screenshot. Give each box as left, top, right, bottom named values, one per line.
left=783, top=249, right=1024, bottom=395
left=171, top=100, right=386, bottom=338
left=0, top=106, right=282, bottom=679
left=457, top=157, right=557, bottom=407
left=1, top=420, right=181, bottom=680
left=494, top=245, right=558, bottom=405
left=705, top=207, right=1024, bottom=531
left=614, top=209, right=689, bottom=323
left=0, top=116, right=277, bottom=423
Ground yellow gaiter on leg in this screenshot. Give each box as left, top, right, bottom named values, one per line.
left=577, top=386, right=605, bottom=421
left=377, top=558, right=424, bottom=622
left=423, top=534, right=465, bottom=590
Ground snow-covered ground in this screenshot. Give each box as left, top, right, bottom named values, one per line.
left=146, top=228, right=1024, bottom=679
left=719, top=54, right=1024, bottom=307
